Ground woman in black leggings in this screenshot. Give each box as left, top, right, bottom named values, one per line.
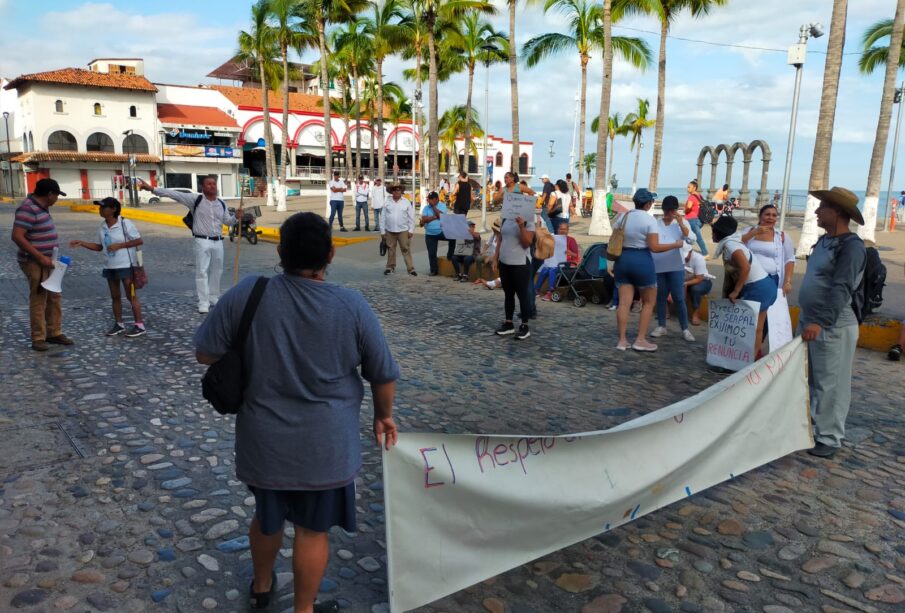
left=494, top=212, right=535, bottom=340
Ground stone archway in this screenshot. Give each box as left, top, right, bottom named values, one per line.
left=696, top=140, right=771, bottom=208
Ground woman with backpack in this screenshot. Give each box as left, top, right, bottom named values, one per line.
left=684, top=180, right=709, bottom=256
left=69, top=197, right=146, bottom=337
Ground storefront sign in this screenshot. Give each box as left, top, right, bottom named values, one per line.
left=164, top=145, right=240, bottom=158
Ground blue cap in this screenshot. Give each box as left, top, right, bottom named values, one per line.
left=633, top=188, right=657, bottom=205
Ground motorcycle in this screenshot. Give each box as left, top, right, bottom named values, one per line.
left=228, top=207, right=261, bottom=245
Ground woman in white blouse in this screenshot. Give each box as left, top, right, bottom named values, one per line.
left=740, top=204, right=795, bottom=296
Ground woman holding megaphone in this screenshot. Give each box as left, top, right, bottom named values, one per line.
left=70, top=197, right=146, bottom=337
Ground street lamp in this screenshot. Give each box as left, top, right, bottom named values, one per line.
left=480, top=43, right=496, bottom=232
left=548, top=139, right=555, bottom=159
left=158, top=129, right=168, bottom=189
left=883, top=81, right=905, bottom=232
left=2, top=111, right=12, bottom=197
left=122, top=129, right=137, bottom=207
left=778, top=22, right=824, bottom=230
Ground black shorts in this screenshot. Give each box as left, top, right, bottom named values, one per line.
left=248, top=483, right=357, bottom=536
left=102, top=267, right=132, bottom=281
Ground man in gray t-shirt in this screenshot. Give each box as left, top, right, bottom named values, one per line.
left=799, top=187, right=866, bottom=459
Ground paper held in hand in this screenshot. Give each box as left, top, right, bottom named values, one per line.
left=706, top=298, right=760, bottom=372
left=501, top=191, right=536, bottom=220
left=439, top=214, right=472, bottom=240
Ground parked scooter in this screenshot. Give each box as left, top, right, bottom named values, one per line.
left=228, top=207, right=261, bottom=245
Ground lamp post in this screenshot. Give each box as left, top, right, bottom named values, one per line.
left=2, top=111, right=12, bottom=197
left=158, top=129, right=168, bottom=189
left=479, top=44, right=496, bottom=232
left=122, top=130, right=136, bottom=207
left=778, top=22, right=824, bottom=230
left=883, top=82, right=905, bottom=232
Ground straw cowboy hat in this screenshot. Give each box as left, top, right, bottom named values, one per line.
left=808, top=186, right=864, bottom=225
left=492, top=218, right=502, bottom=232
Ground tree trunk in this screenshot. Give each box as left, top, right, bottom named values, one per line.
left=341, top=78, right=354, bottom=177
left=632, top=134, right=642, bottom=194
left=648, top=20, right=668, bottom=192
left=608, top=135, right=615, bottom=190
left=260, top=61, right=276, bottom=208
left=589, top=0, right=613, bottom=236
left=798, top=0, right=848, bottom=256
left=377, top=58, right=386, bottom=182
left=577, top=56, right=588, bottom=198
left=415, top=38, right=425, bottom=201
left=509, top=0, right=520, bottom=172
left=277, top=43, right=290, bottom=212
left=464, top=62, right=475, bottom=177
left=353, top=66, right=362, bottom=178
left=860, top=0, right=905, bottom=241
left=318, top=19, right=332, bottom=217
left=428, top=25, right=440, bottom=188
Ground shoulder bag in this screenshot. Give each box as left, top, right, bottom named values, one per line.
left=201, top=277, right=269, bottom=415
left=606, top=210, right=634, bottom=262
left=121, top=218, right=147, bottom=289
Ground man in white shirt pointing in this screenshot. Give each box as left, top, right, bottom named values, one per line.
left=138, top=176, right=241, bottom=314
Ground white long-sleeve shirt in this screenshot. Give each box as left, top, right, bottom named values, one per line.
left=355, top=182, right=370, bottom=203
left=380, top=196, right=415, bottom=234
left=152, top=188, right=236, bottom=237
left=370, top=186, right=387, bottom=210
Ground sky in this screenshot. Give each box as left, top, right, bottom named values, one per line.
left=0, top=0, right=898, bottom=190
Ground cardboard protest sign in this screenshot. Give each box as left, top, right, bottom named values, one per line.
left=707, top=298, right=760, bottom=371
left=767, top=289, right=794, bottom=350
left=501, top=191, right=536, bottom=220
left=383, top=339, right=812, bottom=612
left=544, top=235, right=567, bottom=268
left=439, top=214, right=472, bottom=240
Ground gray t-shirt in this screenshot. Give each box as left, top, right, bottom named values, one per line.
left=194, top=274, right=400, bottom=490
left=499, top=218, right=535, bottom=265
left=799, top=233, right=866, bottom=329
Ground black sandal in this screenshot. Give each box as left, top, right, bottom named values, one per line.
left=314, top=601, right=340, bottom=613
left=249, top=570, right=276, bottom=609
left=889, top=344, right=903, bottom=361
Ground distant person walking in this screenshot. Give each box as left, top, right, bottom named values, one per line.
left=380, top=183, right=416, bottom=276
left=798, top=187, right=866, bottom=458
left=370, top=178, right=387, bottom=232
left=353, top=175, right=370, bottom=231
left=684, top=180, right=708, bottom=256
left=138, top=176, right=242, bottom=314
left=450, top=170, right=472, bottom=214
left=650, top=196, right=695, bottom=342
left=11, top=178, right=75, bottom=351
left=327, top=171, right=348, bottom=232
left=194, top=212, right=399, bottom=613
left=549, top=179, right=571, bottom=234
left=69, top=197, right=146, bottom=337
left=713, top=183, right=729, bottom=204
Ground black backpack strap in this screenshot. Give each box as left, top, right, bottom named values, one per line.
left=194, top=194, right=203, bottom=210
left=236, top=277, right=268, bottom=351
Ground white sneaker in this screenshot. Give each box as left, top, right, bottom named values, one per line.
left=650, top=326, right=668, bottom=338
left=198, top=305, right=209, bottom=314
left=607, top=304, right=617, bottom=311
left=683, top=329, right=695, bottom=342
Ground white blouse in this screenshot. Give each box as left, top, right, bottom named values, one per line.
left=746, top=228, right=794, bottom=281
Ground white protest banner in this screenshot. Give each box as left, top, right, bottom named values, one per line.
left=544, top=235, right=567, bottom=267
left=501, top=190, right=536, bottom=220
left=439, top=213, right=472, bottom=240
left=383, top=339, right=812, bottom=612
left=767, top=289, right=794, bottom=350
left=707, top=298, right=760, bottom=371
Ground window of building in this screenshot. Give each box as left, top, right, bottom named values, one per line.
left=54, top=100, right=64, bottom=113
left=129, top=105, right=137, bottom=118
left=28, top=132, right=33, bottom=152
left=495, top=152, right=503, bottom=167
left=93, top=103, right=103, bottom=116
left=519, top=153, right=529, bottom=175
left=47, top=130, right=77, bottom=152
left=86, top=132, right=114, bottom=153
left=123, top=133, right=149, bottom=154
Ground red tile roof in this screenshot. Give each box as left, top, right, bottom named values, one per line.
left=157, top=103, right=239, bottom=129
left=210, top=85, right=391, bottom=117
left=11, top=152, right=160, bottom=164
left=4, top=68, right=157, bottom=92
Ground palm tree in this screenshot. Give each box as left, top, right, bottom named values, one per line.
left=268, top=0, right=316, bottom=211
left=860, top=0, right=905, bottom=240
left=508, top=0, right=522, bottom=173
left=361, top=78, right=405, bottom=173
left=325, top=50, right=356, bottom=175
left=798, top=0, right=848, bottom=257
left=589, top=0, right=613, bottom=235
left=859, top=18, right=905, bottom=74
left=438, top=105, right=484, bottom=172
left=365, top=0, right=413, bottom=182
left=577, top=152, right=596, bottom=185
left=386, top=95, right=413, bottom=181
left=591, top=112, right=632, bottom=194
left=624, top=97, right=655, bottom=195
left=640, top=0, right=728, bottom=192
left=447, top=11, right=507, bottom=177
left=523, top=0, right=650, bottom=200
left=334, top=17, right=374, bottom=178
left=238, top=0, right=280, bottom=207
left=304, top=0, right=369, bottom=215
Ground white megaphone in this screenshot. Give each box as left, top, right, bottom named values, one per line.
left=41, top=255, right=71, bottom=293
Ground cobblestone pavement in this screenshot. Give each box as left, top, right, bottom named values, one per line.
left=1, top=208, right=905, bottom=613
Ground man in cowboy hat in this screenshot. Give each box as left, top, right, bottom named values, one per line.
left=798, top=186, right=867, bottom=458
left=379, top=182, right=416, bottom=276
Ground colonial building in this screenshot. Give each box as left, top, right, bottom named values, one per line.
left=3, top=59, right=161, bottom=200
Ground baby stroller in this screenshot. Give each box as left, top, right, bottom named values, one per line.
left=551, top=242, right=614, bottom=307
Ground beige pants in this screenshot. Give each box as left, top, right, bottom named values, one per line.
left=19, top=259, right=63, bottom=342
left=384, top=231, right=414, bottom=273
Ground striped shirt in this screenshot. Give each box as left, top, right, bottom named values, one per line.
left=14, top=197, right=58, bottom=262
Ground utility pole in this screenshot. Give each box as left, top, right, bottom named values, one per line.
left=883, top=81, right=905, bottom=232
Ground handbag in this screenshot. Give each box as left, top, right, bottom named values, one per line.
left=201, top=277, right=269, bottom=415
left=606, top=210, right=634, bottom=262
left=379, top=236, right=388, bottom=256
left=534, top=223, right=555, bottom=260
left=548, top=193, right=563, bottom=217
left=121, top=218, right=147, bottom=289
